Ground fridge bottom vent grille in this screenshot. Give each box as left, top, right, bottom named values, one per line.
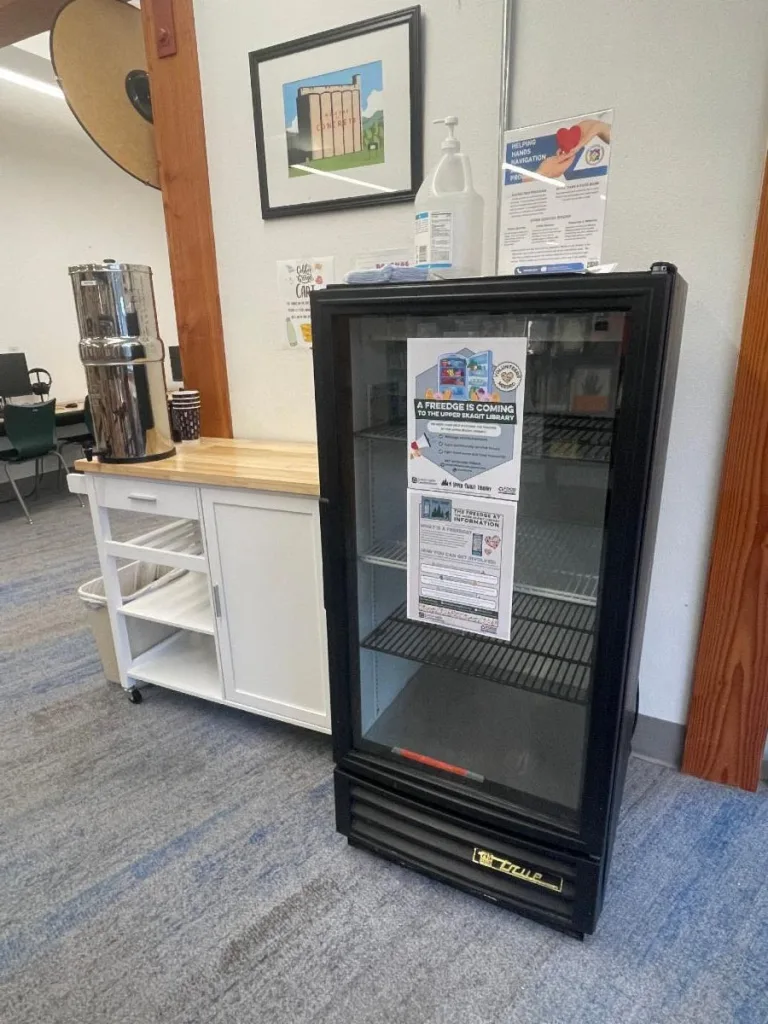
left=347, top=782, right=579, bottom=924
left=360, top=594, right=594, bottom=704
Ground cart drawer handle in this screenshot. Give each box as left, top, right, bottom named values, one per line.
left=128, top=492, right=158, bottom=503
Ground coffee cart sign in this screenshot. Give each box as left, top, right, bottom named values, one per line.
left=276, top=256, right=335, bottom=349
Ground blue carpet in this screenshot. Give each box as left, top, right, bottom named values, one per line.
left=1, top=490, right=767, bottom=1023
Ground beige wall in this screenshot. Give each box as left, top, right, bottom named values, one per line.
left=0, top=48, right=176, bottom=402
left=193, top=0, right=505, bottom=443
left=194, top=0, right=768, bottom=730
left=510, top=0, right=768, bottom=726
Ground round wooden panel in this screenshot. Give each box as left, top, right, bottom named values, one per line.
left=51, top=0, right=159, bottom=188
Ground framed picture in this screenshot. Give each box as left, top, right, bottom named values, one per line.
left=249, top=6, right=422, bottom=219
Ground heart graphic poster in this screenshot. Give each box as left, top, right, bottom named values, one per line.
left=497, top=110, right=613, bottom=276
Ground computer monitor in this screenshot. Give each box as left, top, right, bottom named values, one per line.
left=0, top=352, right=31, bottom=399
left=169, top=345, right=183, bottom=383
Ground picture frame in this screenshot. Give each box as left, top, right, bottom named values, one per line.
left=249, top=6, right=422, bottom=219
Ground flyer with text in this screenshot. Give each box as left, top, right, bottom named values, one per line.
left=276, top=256, right=334, bottom=349
left=407, top=490, right=516, bottom=640
left=497, top=110, right=613, bottom=275
left=407, top=336, right=528, bottom=501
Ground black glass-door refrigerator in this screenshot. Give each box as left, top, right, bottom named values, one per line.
left=311, top=266, right=685, bottom=938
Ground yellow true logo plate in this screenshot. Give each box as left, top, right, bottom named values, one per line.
left=472, top=848, right=564, bottom=893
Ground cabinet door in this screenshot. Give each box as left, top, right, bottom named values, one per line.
left=201, top=487, right=330, bottom=732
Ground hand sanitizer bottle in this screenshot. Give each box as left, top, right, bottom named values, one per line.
left=414, top=116, right=484, bottom=277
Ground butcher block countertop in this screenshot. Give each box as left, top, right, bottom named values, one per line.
left=75, top=437, right=320, bottom=497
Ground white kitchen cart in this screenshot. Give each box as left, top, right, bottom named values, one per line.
left=69, top=439, right=330, bottom=733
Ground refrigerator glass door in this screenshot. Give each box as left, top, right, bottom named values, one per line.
left=349, top=310, right=626, bottom=828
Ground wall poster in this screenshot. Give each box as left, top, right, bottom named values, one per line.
left=497, top=110, right=613, bottom=275
left=276, top=256, right=334, bottom=349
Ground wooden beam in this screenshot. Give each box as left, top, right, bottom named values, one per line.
left=140, top=0, right=232, bottom=438
left=682, top=152, right=768, bottom=790
left=0, top=0, right=65, bottom=47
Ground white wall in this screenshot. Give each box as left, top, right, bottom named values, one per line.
left=12, top=32, right=50, bottom=60
left=193, top=0, right=505, bottom=443
left=195, top=0, right=768, bottom=729
left=0, top=52, right=176, bottom=405
left=509, top=0, right=768, bottom=725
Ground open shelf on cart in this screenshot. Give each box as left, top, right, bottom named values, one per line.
left=360, top=593, right=594, bottom=705
left=128, top=630, right=221, bottom=700
left=358, top=517, right=601, bottom=606
left=105, top=518, right=206, bottom=573
left=119, top=570, right=214, bottom=635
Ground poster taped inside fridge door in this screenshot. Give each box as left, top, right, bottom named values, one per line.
left=407, top=489, right=517, bottom=641
left=407, top=336, right=528, bottom=500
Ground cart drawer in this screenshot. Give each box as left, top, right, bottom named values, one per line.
left=92, top=476, right=200, bottom=520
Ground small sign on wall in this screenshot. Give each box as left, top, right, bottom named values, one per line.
left=497, top=110, right=613, bottom=275
left=276, top=256, right=335, bottom=349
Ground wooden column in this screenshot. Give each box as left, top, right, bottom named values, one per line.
left=141, top=0, right=232, bottom=438
left=682, top=153, right=768, bottom=790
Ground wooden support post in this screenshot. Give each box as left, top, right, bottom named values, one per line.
left=141, top=0, right=232, bottom=438
left=682, top=153, right=768, bottom=790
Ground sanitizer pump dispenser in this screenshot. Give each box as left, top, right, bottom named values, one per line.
left=414, top=116, right=484, bottom=277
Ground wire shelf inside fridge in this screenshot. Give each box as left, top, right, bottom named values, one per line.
left=356, top=421, right=407, bottom=442
left=360, top=594, right=595, bottom=705
left=360, top=537, right=408, bottom=570
left=522, top=413, right=613, bottom=463
left=356, top=413, right=613, bottom=464
left=515, top=518, right=600, bottom=606
left=358, top=517, right=601, bottom=607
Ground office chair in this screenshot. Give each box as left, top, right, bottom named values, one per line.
left=0, top=399, right=84, bottom=524
left=57, top=395, right=94, bottom=483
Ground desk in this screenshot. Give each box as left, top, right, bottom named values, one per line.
left=0, top=401, right=86, bottom=438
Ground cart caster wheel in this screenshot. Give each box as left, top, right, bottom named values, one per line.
left=127, top=689, right=143, bottom=704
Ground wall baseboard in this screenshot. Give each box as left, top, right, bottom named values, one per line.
left=633, top=713, right=768, bottom=783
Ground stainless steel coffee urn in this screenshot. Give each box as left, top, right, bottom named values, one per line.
left=69, top=261, right=175, bottom=463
